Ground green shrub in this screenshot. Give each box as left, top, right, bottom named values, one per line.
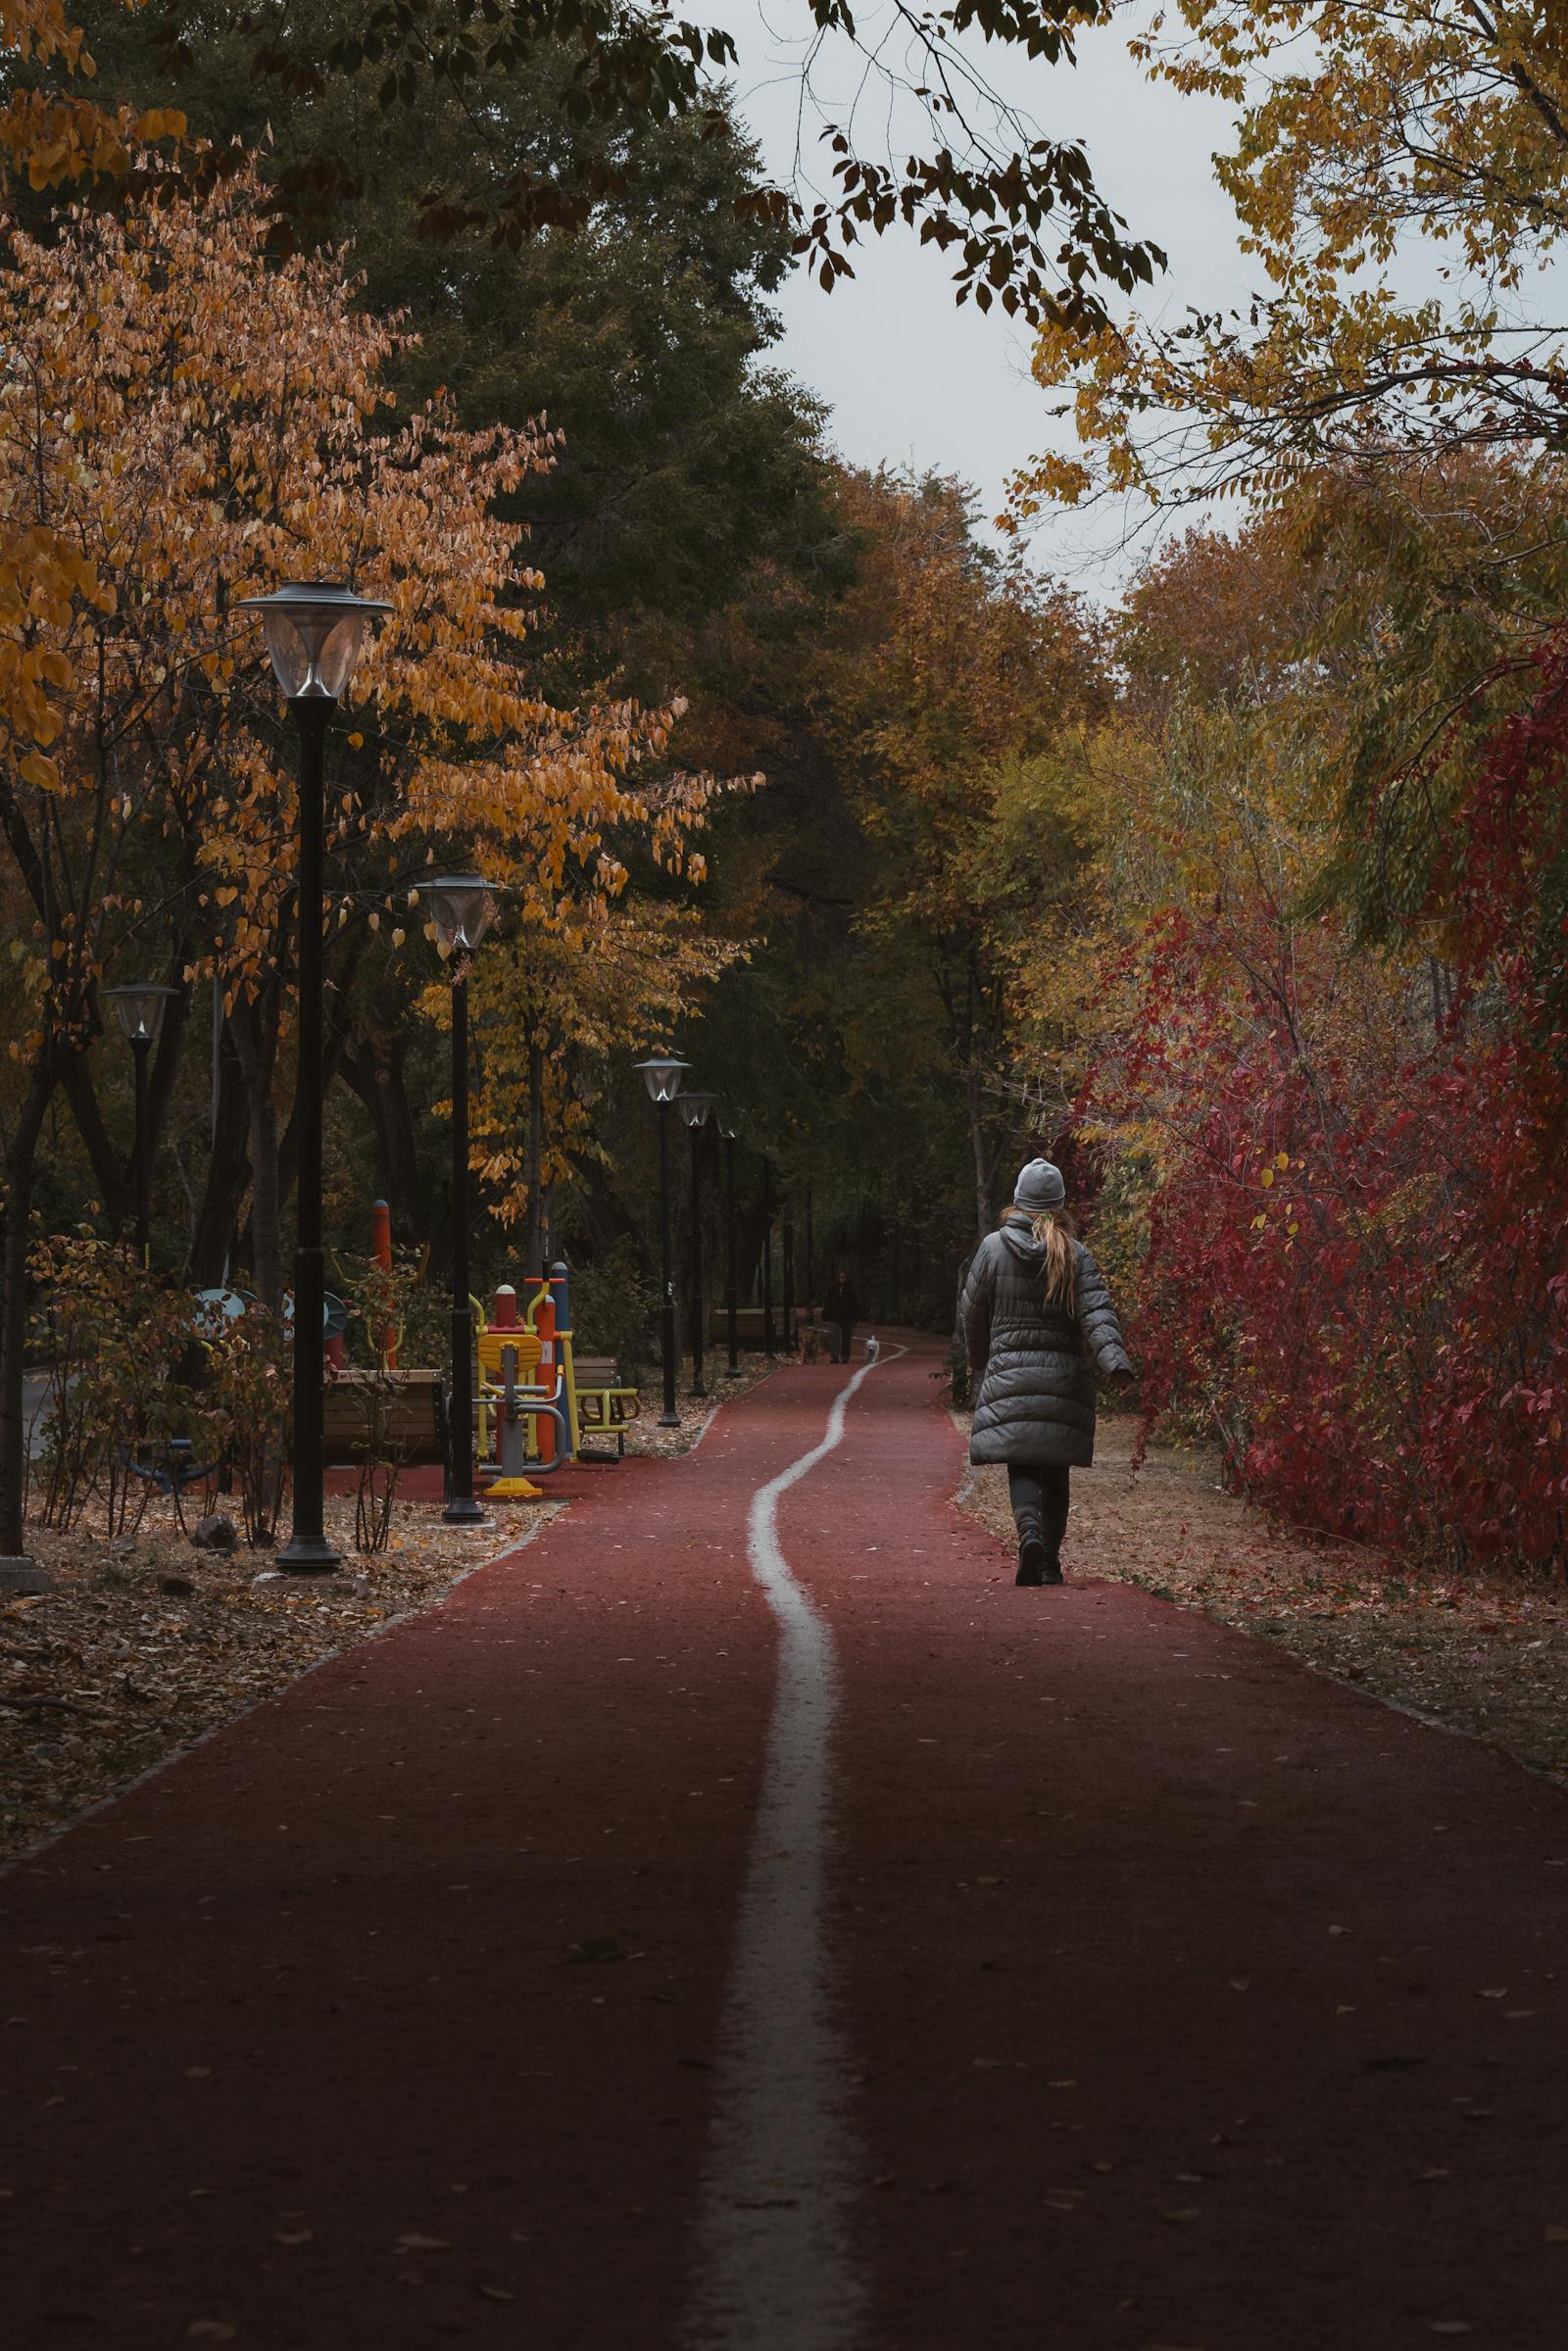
left=567, top=1242, right=657, bottom=1382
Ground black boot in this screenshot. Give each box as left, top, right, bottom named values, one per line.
left=1041, top=1553, right=1064, bottom=1586
left=1016, top=1534, right=1047, bottom=1587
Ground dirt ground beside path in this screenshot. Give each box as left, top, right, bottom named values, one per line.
left=0, top=1496, right=561, bottom=1867
left=958, top=1412, right=1568, bottom=1790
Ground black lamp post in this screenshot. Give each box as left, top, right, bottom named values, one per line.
left=720, top=1118, right=742, bottom=1378
left=105, top=983, right=177, bottom=1267
left=635, top=1056, right=688, bottom=1425
left=805, top=1183, right=815, bottom=1331
left=782, top=1207, right=796, bottom=1350
left=238, top=579, right=391, bottom=1574
left=760, top=1156, right=776, bottom=1356
left=678, top=1092, right=716, bottom=1397
left=418, top=875, right=504, bottom=1525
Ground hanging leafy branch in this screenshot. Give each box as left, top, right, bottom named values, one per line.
left=57, top=0, right=1165, bottom=329
left=1014, top=1, right=1568, bottom=516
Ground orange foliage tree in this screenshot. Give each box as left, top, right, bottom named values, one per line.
left=818, top=469, right=1107, bottom=1239
left=0, top=162, right=723, bottom=1553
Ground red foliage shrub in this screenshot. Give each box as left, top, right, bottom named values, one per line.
left=1088, top=645, right=1568, bottom=1569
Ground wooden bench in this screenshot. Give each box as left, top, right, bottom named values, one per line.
left=322, top=1368, right=446, bottom=1468
left=570, top=1352, right=641, bottom=1458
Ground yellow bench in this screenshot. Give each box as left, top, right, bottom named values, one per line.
left=567, top=1351, right=642, bottom=1459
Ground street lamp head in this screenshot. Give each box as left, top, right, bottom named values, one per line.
left=236, top=580, right=392, bottom=703
left=633, top=1054, right=689, bottom=1105
left=718, top=1116, right=739, bottom=1142
left=416, top=873, right=506, bottom=955
left=678, top=1091, right=718, bottom=1130
left=105, top=982, right=178, bottom=1045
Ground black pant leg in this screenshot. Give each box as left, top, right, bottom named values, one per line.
left=1041, top=1466, right=1070, bottom=1559
left=1007, top=1465, right=1044, bottom=1543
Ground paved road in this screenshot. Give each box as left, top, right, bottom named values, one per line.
left=3, top=1345, right=1566, bottom=2347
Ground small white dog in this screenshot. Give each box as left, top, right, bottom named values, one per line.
left=863, top=1334, right=880, bottom=1363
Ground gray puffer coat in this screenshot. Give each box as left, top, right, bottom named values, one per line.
left=961, top=1214, right=1132, bottom=1468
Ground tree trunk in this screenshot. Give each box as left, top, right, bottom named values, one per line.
left=338, top=1035, right=424, bottom=1248
left=1, top=1058, right=55, bottom=1557
left=965, top=1065, right=993, bottom=1243
left=522, top=1034, right=545, bottom=1276
left=229, top=994, right=283, bottom=1312
left=737, top=1202, right=770, bottom=1303
left=187, top=1017, right=252, bottom=1289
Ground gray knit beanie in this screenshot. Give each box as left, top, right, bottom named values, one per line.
left=1012, top=1157, right=1066, bottom=1214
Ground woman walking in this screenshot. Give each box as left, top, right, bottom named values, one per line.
left=960, top=1158, right=1133, bottom=1587
left=822, top=1268, right=858, bottom=1365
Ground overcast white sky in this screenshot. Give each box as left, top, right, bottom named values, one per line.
left=705, top=0, right=1249, bottom=591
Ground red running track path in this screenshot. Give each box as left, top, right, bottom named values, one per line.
left=3, top=1343, right=1567, bottom=2348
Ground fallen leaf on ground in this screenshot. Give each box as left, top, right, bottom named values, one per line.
left=568, top=1935, right=633, bottom=1964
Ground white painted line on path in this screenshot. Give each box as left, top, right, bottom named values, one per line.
left=684, top=1348, right=906, bottom=2350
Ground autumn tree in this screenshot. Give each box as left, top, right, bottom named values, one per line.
left=1018, top=2, right=1568, bottom=513
left=818, top=468, right=1106, bottom=1240
left=0, top=163, right=727, bottom=1556
left=60, top=0, right=837, bottom=663
left=39, top=0, right=1164, bottom=330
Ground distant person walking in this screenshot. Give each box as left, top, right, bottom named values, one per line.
left=960, top=1158, right=1134, bottom=1587
left=823, top=1269, right=858, bottom=1365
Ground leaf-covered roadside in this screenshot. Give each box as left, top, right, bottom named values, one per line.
left=616, top=1354, right=777, bottom=1459
left=956, top=1415, right=1568, bottom=1791
left=0, top=1497, right=559, bottom=1868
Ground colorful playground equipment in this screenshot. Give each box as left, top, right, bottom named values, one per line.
left=476, top=1286, right=551, bottom=1500
left=182, top=1229, right=642, bottom=1500
left=472, top=1264, right=642, bottom=1498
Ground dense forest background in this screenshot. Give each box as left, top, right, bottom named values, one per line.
left=3, top=1, right=1567, bottom=1574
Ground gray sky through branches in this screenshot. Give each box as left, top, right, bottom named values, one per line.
left=707, top=0, right=1247, bottom=586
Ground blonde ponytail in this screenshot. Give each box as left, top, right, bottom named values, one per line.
left=1029, top=1208, right=1078, bottom=1310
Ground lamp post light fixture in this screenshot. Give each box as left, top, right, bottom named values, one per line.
left=634, top=1055, right=689, bottom=1427
left=237, top=579, right=391, bottom=1574
left=417, top=874, right=505, bottom=1526
left=105, top=984, right=178, bottom=1267
left=677, top=1092, right=717, bottom=1397
left=719, top=1118, right=742, bottom=1378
